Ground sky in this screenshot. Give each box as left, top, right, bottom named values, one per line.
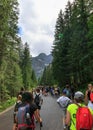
left=18, top=0, right=73, bottom=57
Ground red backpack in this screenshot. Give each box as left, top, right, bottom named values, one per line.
left=90, top=92, right=93, bottom=103
left=76, top=105, right=93, bottom=130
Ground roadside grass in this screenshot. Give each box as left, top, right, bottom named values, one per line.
left=0, top=97, right=16, bottom=113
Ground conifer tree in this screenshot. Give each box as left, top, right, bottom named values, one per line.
left=21, top=43, right=32, bottom=90
left=0, top=0, right=23, bottom=98
left=52, top=10, right=65, bottom=86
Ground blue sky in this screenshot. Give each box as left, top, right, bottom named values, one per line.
left=18, top=0, right=73, bottom=57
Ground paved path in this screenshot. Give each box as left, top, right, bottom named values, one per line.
left=0, top=107, right=13, bottom=130
left=0, top=95, right=63, bottom=130
left=36, top=95, right=63, bottom=130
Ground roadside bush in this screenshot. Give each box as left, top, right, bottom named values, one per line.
left=0, top=97, right=16, bottom=112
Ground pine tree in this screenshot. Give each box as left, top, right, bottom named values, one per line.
left=52, top=10, right=65, bottom=86
left=21, top=43, right=32, bottom=90
left=86, top=0, right=93, bottom=80
left=31, top=69, right=37, bottom=87
left=52, top=2, right=72, bottom=86
left=0, top=0, right=23, bottom=99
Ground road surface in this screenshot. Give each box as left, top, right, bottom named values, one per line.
left=0, top=95, right=63, bottom=130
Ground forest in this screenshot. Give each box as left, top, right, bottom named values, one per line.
left=0, top=0, right=37, bottom=101
left=0, top=0, right=93, bottom=102
left=40, top=0, right=93, bottom=89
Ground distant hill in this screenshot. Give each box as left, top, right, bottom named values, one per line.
left=32, top=53, right=53, bottom=78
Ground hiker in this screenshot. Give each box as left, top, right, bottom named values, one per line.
left=57, top=90, right=72, bottom=129
left=57, top=87, right=60, bottom=96
left=16, top=92, right=42, bottom=130
left=85, top=83, right=93, bottom=110
left=54, top=87, right=59, bottom=96
left=65, top=91, right=93, bottom=130
left=34, top=88, right=43, bottom=111
left=63, top=84, right=71, bottom=98
left=50, top=87, right=55, bottom=96
left=12, top=94, right=22, bottom=130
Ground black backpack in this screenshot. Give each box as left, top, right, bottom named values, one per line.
left=34, top=94, right=40, bottom=106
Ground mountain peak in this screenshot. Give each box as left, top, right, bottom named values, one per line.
left=38, top=53, right=46, bottom=57
left=32, top=53, right=53, bottom=78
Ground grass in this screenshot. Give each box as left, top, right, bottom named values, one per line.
left=0, top=97, right=16, bottom=113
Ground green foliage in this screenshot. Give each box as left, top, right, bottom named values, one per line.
left=0, top=0, right=37, bottom=103
left=0, top=97, right=16, bottom=112
left=31, top=70, right=36, bottom=81
left=0, top=0, right=23, bottom=99
left=21, top=43, right=37, bottom=90
left=52, top=0, right=93, bottom=89
left=39, top=64, right=55, bottom=86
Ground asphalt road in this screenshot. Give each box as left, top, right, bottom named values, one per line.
left=0, top=95, right=63, bottom=130
left=0, top=106, right=13, bottom=130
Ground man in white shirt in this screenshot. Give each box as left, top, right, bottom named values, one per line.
left=57, top=90, right=72, bottom=129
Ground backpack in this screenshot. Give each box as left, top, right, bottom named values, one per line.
left=34, top=94, right=40, bottom=106
left=76, top=105, right=93, bottom=130
left=17, top=104, right=34, bottom=130
left=90, top=92, right=93, bottom=103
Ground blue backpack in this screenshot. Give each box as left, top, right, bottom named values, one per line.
left=17, top=104, right=34, bottom=129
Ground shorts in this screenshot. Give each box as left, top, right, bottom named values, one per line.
left=62, top=109, right=66, bottom=118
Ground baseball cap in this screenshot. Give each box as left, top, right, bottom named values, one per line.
left=74, top=91, right=84, bottom=99
left=62, top=90, right=66, bottom=94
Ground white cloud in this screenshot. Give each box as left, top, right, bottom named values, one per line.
left=18, top=0, right=73, bottom=57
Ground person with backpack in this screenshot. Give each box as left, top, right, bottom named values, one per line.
left=16, top=92, right=42, bottom=130
left=65, top=91, right=93, bottom=130
left=34, top=88, right=43, bottom=111
left=57, top=90, right=72, bottom=130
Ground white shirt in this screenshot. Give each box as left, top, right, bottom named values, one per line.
left=57, top=96, right=71, bottom=110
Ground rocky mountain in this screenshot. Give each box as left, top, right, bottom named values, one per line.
left=32, top=53, right=53, bottom=78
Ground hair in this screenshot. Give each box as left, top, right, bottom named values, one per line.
left=88, top=83, right=93, bottom=88
left=21, top=87, right=24, bottom=91
left=66, top=84, right=69, bottom=88
left=36, top=88, right=40, bottom=93
left=22, top=92, right=33, bottom=103
left=74, top=97, right=84, bottom=103
left=17, top=94, right=22, bottom=100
